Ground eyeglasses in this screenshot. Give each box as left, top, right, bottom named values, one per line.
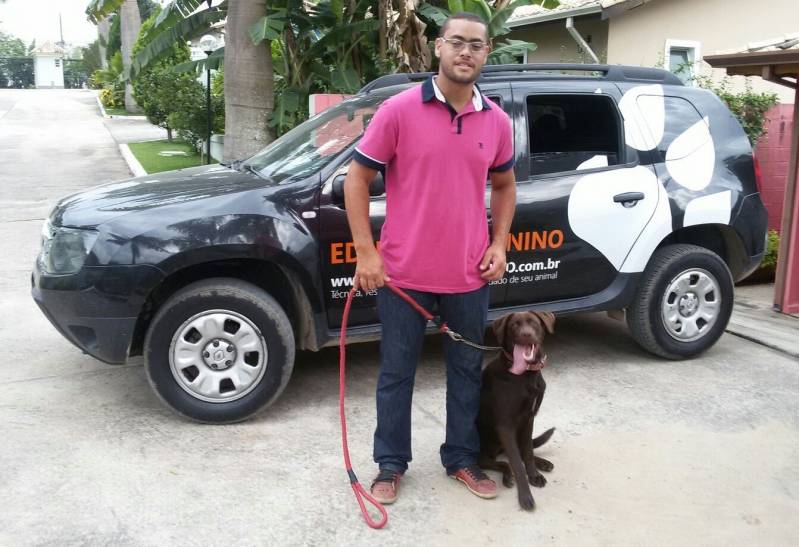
left=440, top=37, right=489, bottom=53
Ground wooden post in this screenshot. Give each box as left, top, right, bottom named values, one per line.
left=774, top=80, right=799, bottom=314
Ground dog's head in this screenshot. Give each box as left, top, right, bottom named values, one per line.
left=492, top=311, right=555, bottom=373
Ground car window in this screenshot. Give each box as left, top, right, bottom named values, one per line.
left=526, top=94, right=622, bottom=176
left=639, top=95, right=706, bottom=162
left=245, top=94, right=387, bottom=184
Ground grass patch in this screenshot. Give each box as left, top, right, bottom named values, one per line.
left=104, top=106, right=141, bottom=116
left=127, top=139, right=203, bottom=174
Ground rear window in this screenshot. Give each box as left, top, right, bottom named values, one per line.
left=526, top=94, right=622, bottom=176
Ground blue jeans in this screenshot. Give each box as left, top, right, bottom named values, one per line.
left=373, top=284, right=489, bottom=475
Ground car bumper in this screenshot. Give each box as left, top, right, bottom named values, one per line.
left=31, top=262, right=163, bottom=364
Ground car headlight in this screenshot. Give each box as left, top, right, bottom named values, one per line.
left=39, top=221, right=98, bottom=274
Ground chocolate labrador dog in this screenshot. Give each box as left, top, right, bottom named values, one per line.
left=477, top=311, right=556, bottom=511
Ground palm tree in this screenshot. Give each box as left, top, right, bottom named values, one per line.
left=119, top=0, right=142, bottom=111
left=223, top=0, right=273, bottom=160
left=86, top=0, right=142, bottom=111
left=97, top=17, right=110, bottom=69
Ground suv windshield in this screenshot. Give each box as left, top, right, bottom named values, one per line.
left=243, top=93, right=389, bottom=184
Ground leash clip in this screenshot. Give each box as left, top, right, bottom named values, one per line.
left=446, top=330, right=463, bottom=342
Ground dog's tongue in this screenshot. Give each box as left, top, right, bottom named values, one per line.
left=510, top=344, right=535, bottom=375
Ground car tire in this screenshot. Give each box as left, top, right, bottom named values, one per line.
left=626, top=244, right=733, bottom=359
left=144, top=278, right=295, bottom=423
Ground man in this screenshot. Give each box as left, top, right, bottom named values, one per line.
left=343, top=12, right=516, bottom=504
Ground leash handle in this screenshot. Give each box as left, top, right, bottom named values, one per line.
left=340, top=287, right=389, bottom=529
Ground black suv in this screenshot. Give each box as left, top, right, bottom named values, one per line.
left=32, top=64, right=768, bottom=423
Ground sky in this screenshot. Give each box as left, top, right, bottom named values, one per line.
left=0, top=0, right=170, bottom=48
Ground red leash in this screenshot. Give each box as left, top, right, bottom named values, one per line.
left=338, top=282, right=451, bottom=529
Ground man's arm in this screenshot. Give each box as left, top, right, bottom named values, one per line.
left=479, top=168, right=516, bottom=280
left=344, top=161, right=390, bottom=291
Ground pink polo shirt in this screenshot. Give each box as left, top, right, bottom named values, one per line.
left=354, top=76, right=514, bottom=293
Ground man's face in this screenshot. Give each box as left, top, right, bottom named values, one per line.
left=435, top=19, right=490, bottom=85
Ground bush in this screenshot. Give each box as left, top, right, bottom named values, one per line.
left=99, top=87, right=122, bottom=108
left=166, top=88, right=225, bottom=153
left=694, top=75, right=779, bottom=145
left=131, top=9, right=202, bottom=140
left=761, top=229, right=780, bottom=269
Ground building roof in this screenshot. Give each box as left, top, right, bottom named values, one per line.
left=31, top=41, right=65, bottom=57
left=506, top=0, right=663, bottom=27
left=507, top=0, right=601, bottom=27
left=704, top=34, right=799, bottom=87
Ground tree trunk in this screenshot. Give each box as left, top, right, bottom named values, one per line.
left=120, top=0, right=141, bottom=112
left=97, top=17, right=110, bottom=69
left=223, top=0, right=274, bottom=161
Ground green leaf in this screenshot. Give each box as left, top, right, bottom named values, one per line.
left=331, top=68, right=361, bottom=93
left=153, top=0, right=209, bottom=29
left=330, top=0, right=344, bottom=23
left=306, top=19, right=379, bottom=59
left=447, top=0, right=465, bottom=14
left=85, top=0, right=125, bottom=24
left=418, top=4, right=451, bottom=27
left=488, top=0, right=560, bottom=38
left=128, top=7, right=227, bottom=81
left=171, top=47, right=225, bottom=74
left=249, top=10, right=287, bottom=44
left=488, top=39, right=537, bottom=64
left=462, top=0, right=492, bottom=23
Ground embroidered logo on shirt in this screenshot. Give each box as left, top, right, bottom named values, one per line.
left=478, top=142, right=484, bottom=149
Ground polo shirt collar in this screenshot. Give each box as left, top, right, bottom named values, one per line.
left=421, top=75, right=491, bottom=111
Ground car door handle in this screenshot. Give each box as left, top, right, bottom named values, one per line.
left=613, top=192, right=645, bottom=207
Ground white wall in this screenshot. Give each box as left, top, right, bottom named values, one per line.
left=34, top=56, right=64, bottom=89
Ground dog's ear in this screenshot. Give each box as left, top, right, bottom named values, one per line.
left=492, top=314, right=513, bottom=347
left=534, top=311, right=556, bottom=334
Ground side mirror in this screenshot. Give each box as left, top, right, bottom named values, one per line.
left=332, top=171, right=385, bottom=204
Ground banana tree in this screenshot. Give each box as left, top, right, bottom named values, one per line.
left=249, top=0, right=381, bottom=133
left=86, top=0, right=143, bottom=110
left=418, top=0, right=560, bottom=64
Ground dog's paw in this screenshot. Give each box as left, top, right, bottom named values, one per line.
left=518, top=491, right=536, bottom=511
left=528, top=472, right=547, bottom=488
left=502, top=473, right=514, bottom=488
left=535, top=457, right=554, bottom=472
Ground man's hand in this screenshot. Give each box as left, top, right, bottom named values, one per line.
left=479, top=242, right=507, bottom=281
left=353, top=247, right=391, bottom=292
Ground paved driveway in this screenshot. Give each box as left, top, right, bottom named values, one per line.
left=1, top=89, right=797, bottom=546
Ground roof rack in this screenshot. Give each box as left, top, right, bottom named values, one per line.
left=358, top=63, right=684, bottom=93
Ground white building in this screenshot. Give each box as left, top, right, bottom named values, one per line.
left=32, top=41, right=66, bottom=89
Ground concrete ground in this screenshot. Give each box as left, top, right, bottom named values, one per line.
left=1, top=89, right=798, bottom=546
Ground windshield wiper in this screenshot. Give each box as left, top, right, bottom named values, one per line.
left=224, top=159, right=270, bottom=182
left=240, top=162, right=269, bottom=181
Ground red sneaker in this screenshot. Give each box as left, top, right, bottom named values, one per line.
left=370, top=469, right=403, bottom=505
left=448, top=465, right=497, bottom=499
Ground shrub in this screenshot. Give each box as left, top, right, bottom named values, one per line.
left=694, top=74, right=779, bottom=145
left=761, top=229, right=780, bottom=269
left=99, top=87, right=122, bottom=108
left=131, top=9, right=203, bottom=140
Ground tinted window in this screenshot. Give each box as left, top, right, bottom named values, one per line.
left=639, top=95, right=706, bottom=161
left=526, top=94, right=622, bottom=176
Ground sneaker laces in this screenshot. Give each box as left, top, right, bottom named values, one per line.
left=462, top=465, right=489, bottom=482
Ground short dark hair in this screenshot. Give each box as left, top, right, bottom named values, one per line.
left=440, top=12, right=489, bottom=41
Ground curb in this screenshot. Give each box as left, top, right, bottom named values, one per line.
left=95, top=91, right=148, bottom=120
left=119, top=143, right=148, bottom=177
left=96, top=92, right=109, bottom=118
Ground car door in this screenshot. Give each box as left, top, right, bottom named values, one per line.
left=503, top=80, right=660, bottom=306
left=318, top=85, right=514, bottom=328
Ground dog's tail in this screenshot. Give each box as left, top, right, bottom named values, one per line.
left=532, top=427, right=555, bottom=449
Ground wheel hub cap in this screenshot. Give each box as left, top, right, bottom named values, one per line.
left=202, top=339, right=236, bottom=370
left=661, top=268, right=721, bottom=342
left=169, top=310, right=268, bottom=403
